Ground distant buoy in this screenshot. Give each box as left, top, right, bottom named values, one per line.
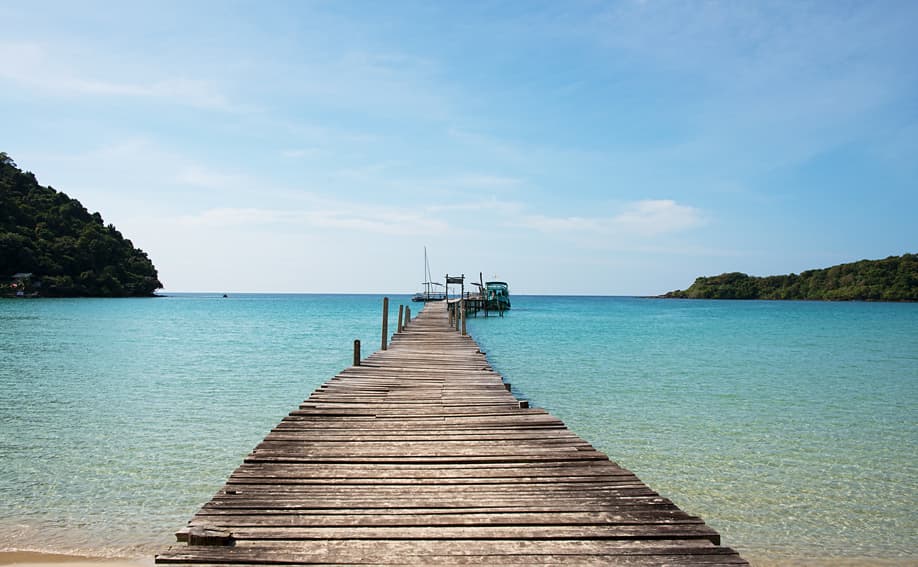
left=222, top=294, right=228, bottom=298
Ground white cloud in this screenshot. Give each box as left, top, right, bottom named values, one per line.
left=424, top=199, right=522, bottom=215
left=612, top=199, right=705, bottom=236
left=587, top=2, right=915, bottom=175
left=517, top=200, right=705, bottom=237
left=518, top=215, right=603, bottom=233
left=451, top=174, right=523, bottom=190
left=175, top=166, right=246, bottom=190
left=312, top=210, right=448, bottom=235
left=0, top=41, right=236, bottom=110
left=281, top=148, right=321, bottom=159
left=177, top=208, right=290, bottom=227
left=446, top=128, right=526, bottom=162
left=177, top=206, right=448, bottom=236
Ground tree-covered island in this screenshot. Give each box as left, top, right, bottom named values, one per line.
left=1, top=152, right=162, bottom=297
left=663, top=254, right=918, bottom=301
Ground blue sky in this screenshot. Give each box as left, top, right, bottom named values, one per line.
left=3, top=1, right=916, bottom=294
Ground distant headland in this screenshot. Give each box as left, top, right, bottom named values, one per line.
left=1, top=152, right=162, bottom=297
left=663, top=254, right=917, bottom=301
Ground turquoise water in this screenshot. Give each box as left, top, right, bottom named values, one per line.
left=0, top=295, right=916, bottom=564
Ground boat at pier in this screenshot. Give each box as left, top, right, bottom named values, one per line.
left=458, top=277, right=511, bottom=316
left=485, top=280, right=511, bottom=311
left=412, top=247, right=446, bottom=302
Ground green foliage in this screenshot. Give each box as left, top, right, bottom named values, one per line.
left=0, top=153, right=162, bottom=297
left=664, top=254, right=918, bottom=301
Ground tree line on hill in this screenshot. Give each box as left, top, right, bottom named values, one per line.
left=0, top=152, right=162, bottom=297
left=663, top=254, right=918, bottom=301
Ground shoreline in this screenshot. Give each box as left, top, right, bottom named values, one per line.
left=0, top=553, right=151, bottom=567
left=2, top=550, right=915, bottom=567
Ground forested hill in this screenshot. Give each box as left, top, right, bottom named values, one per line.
left=663, top=254, right=918, bottom=301
left=0, top=152, right=162, bottom=297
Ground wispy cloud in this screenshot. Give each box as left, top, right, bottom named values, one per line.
left=446, top=128, right=526, bottom=162
left=177, top=208, right=290, bottom=227
left=611, top=199, right=706, bottom=236
left=273, top=48, right=451, bottom=120
left=281, top=148, right=321, bottom=159
left=588, top=2, right=916, bottom=173
left=177, top=206, right=448, bottom=236
left=518, top=215, right=603, bottom=233
left=517, top=199, right=706, bottom=237
left=0, top=41, right=238, bottom=111
left=175, top=166, right=247, bottom=190
left=424, top=198, right=522, bottom=215
left=450, top=174, right=523, bottom=190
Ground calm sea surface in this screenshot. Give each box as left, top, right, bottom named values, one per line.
left=0, top=294, right=915, bottom=565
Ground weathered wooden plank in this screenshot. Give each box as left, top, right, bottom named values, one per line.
left=230, top=463, right=631, bottom=476
left=187, top=510, right=701, bottom=528
left=158, top=540, right=747, bottom=565
left=206, top=494, right=664, bottom=508
left=197, top=503, right=681, bottom=516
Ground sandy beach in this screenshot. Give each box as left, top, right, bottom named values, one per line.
left=0, top=553, right=152, bottom=567
left=4, top=550, right=915, bottom=567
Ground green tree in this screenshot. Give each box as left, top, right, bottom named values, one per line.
left=664, top=254, right=918, bottom=301
left=1, top=152, right=163, bottom=297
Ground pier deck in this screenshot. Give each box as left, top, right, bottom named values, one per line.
left=156, top=302, right=746, bottom=565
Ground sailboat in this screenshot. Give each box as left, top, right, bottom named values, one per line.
left=412, top=247, right=446, bottom=302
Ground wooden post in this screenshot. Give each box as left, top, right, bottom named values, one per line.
left=397, top=304, right=404, bottom=334
left=405, top=306, right=410, bottom=327
left=482, top=272, right=488, bottom=318
left=353, top=339, right=361, bottom=366
left=455, top=304, right=460, bottom=331
left=187, top=527, right=234, bottom=546
left=381, top=297, right=389, bottom=351
left=461, top=299, right=467, bottom=336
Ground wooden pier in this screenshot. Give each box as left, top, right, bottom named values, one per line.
left=156, top=302, right=746, bottom=565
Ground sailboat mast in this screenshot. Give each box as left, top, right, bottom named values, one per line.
left=424, top=246, right=430, bottom=298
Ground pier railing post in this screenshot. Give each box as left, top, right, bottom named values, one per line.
left=353, top=339, right=361, bottom=366
left=397, top=304, right=404, bottom=334
left=455, top=304, right=460, bottom=332
left=405, top=306, right=410, bottom=326
left=461, top=299, right=467, bottom=336
left=381, top=297, right=389, bottom=350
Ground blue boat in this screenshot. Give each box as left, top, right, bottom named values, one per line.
left=484, top=280, right=511, bottom=311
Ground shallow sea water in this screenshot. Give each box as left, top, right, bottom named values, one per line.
left=1, top=294, right=916, bottom=564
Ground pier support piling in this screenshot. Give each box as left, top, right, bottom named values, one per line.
left=353, top=339, right=361, bottom=366
left=397, top=304, right=404, bottom=334
left=381, top=297, right=389, bottom=351
left=461, top=299, right=467, bottom=336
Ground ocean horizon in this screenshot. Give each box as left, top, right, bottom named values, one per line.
left=1, top=293, right=915, bottom=565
